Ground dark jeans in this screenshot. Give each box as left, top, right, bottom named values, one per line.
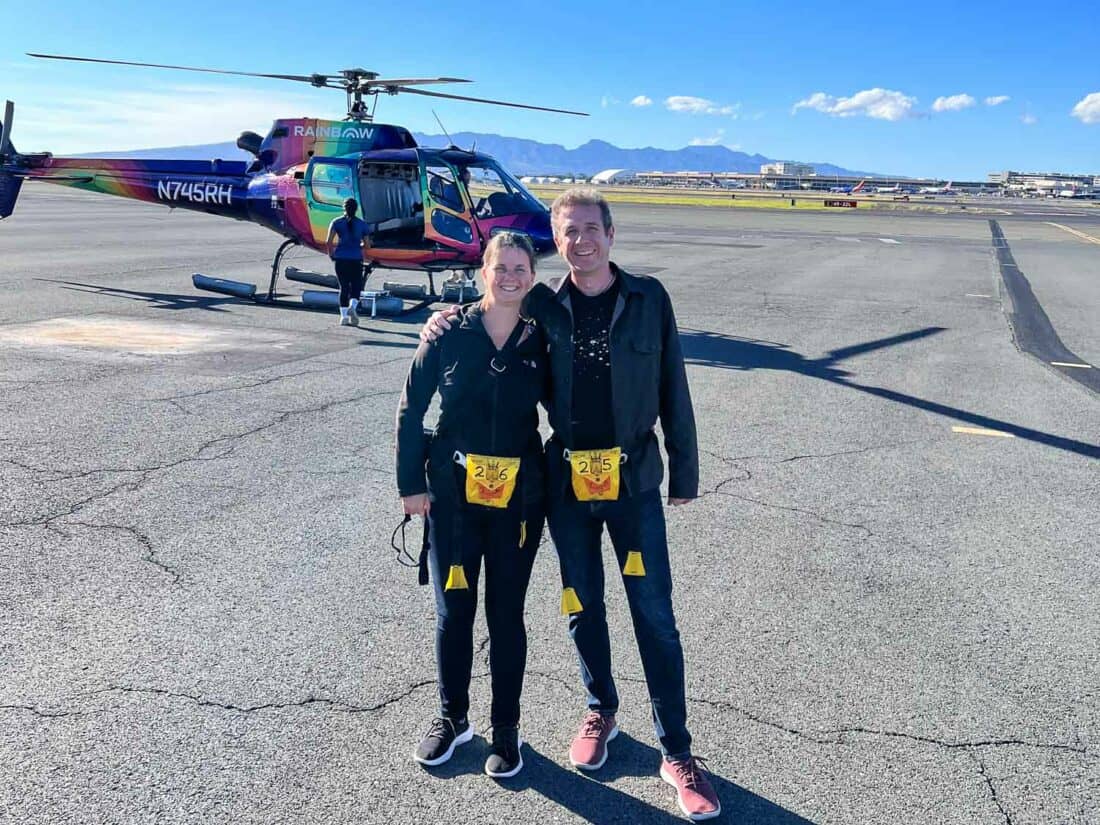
left=548, top=488, right=691, bottom=757
left=428, top=497, right=543, bottom=727
left=333, top=258, right=364, bottom=308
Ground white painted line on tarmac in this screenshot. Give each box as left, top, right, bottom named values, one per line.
left=834, top=236, right=861, bottom=243
left=1045, top=222, right=1100, bottom=245
left=1051, top=361, right=1093, bottom=369
left=878, top=238, right=901, bottom=244
left=965, top=293, right=993, bottom=298
left=952, top=426, right=1015, bottom=438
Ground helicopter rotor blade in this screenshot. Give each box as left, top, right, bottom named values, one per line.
left=27, top=53, right=332, bottom=85
left=0, top=100, right=13, bottom=157
left=395, top=87, right=588, bottom=116
left=361, top=77, right=471, bottom=88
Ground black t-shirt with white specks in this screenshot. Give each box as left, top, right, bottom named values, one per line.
left=569, top=277, right=619, bottom=450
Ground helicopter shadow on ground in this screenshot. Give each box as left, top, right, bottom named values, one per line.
left=41, top=278, right=429, bottom=344
left=678, top=327, right=1100, bottom=460
left=47, top=279, right=251, bottom=314
left=418, top=732, right=816, bottom=824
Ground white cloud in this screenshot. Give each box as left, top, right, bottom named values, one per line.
left=665, top=95, right=739, bottom=116
left=18, top=84, right=338, bottom=153
left=792, top=88, right=916, bottom=121
left=601, top=95, right=621, bottom=108
left=932, top=94, right=976, bottom=112
left=689, top=129, right=725, bottom=146
left=985, top=95, right=1010, bottom=106
left=1071, top=92, right=1100, bottom=124
left=1021, top=113, right=1038, bottom=125
left=630, top=95, right=653, bottom=107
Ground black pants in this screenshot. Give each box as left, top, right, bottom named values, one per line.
left=427, top=495, right=543, bottom=727
left=333, top=258, right=364, bottom=308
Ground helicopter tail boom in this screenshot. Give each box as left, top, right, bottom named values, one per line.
left=17, top=156, right=251, bottom=220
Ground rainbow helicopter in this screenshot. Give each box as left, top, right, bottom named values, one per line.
left=0, top=54, right=586, bottom=314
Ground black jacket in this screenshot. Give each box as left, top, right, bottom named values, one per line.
left=527, top=263, right=699, bottom=500
left=395, top=304, right=547, bottom=502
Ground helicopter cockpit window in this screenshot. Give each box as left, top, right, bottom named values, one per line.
left=309, top=164, right=356, bottom=207
left=426, top=166, right=465, bottom=212
left=461, top=161, right=542, bottom=218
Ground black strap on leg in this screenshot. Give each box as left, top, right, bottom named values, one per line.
left=418, top=517, right=430, bottom=586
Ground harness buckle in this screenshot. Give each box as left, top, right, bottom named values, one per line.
left=489, top=357, right=506, bottom=373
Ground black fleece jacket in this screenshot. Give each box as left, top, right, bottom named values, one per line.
left=395, top=304, right=547, bottom=500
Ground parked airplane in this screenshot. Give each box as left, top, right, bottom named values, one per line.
left=874, top=182, right=906, bottom=194
left=828, top=179, right=866, bottom=194
left=919, top=180, right=956, bottom=195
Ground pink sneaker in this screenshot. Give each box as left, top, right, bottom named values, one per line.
left=568, top=711, right=619, bottom=770
left=660, top=756, right=721, bottom=821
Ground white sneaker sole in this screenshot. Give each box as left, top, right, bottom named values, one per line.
left=412, top=723, right=475, bottom=767
left=660, top=763, right=722, bottom=821
left=569, top=724, right=619, bottom=770
left=484, top=733, right=524, bottom=779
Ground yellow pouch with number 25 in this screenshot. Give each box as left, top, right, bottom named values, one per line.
left=568, top=447, right=621, bottom=501
left=464, top=454, right=521, bottom=508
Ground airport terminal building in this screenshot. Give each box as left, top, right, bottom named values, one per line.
left=590, top=168, right=1096, bottom=197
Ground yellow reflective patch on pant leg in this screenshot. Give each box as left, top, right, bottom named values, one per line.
left=519, top=520, right=527, bottom=548
left=560, top=587, right=583, bottom=615
left=445, top=564, right=469, bottom=591
left=622, top=550, right=646, bottom=577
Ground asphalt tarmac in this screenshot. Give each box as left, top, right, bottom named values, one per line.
left=1, top=188, right=1098, bottom=824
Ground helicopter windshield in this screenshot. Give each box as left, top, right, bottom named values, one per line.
left=459, top=160, right=543, bottom=218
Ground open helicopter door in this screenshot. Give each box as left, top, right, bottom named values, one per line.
left=302, top=156, right=362, bottom=248
left=417, top=153, right=481, bottom=261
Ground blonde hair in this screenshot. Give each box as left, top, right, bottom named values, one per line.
left=483, top=231, right=537, bottom=270
left=550, top=187, right=613, bottom=235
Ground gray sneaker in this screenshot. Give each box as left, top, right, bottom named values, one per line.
left=347, top=301, right=360, bottom=326
left=413, top=717, right=473, bottom=766
left=484, top=726, right=524, bottom=778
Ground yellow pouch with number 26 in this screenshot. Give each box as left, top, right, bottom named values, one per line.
left=464, top=454, right=521, bottom=508
left=568, top=447, right=621, bottom=501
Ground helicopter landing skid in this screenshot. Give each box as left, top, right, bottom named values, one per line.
left=192, top=249, right=480, bottom=318
left=266, top=238, right=300, bottom=301
left=191, top=237, right=302, bottom=304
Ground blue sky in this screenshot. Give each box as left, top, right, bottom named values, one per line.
left=3, top=0, right=1098, bottom=179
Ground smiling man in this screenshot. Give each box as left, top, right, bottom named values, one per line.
left=536, top=189, right=717, bottom=821
left=422, top=188, right=717, bottom=820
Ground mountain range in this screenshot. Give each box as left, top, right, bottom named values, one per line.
left=76, top=132, right=880, bottom=178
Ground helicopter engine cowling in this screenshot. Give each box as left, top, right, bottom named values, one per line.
left=237, top=131, right=263, bottom=156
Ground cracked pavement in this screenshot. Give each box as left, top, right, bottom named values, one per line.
left=1, top=190, right=1098, bottom=823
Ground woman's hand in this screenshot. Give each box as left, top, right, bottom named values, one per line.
left=402, top=493, right=431, bottom=516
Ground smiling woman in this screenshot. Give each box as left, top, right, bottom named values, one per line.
left=394, top=230, right=548, bottom=779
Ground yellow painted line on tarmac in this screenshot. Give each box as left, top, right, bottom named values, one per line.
left=1045, top=222, right=1100, bottom=245
left=1051, top=361, right=1093, bottom=369
left=952, top=426, right=1015, bottom=438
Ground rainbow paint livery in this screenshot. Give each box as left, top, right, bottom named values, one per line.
left=1, top=116, right=555, bottom=276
